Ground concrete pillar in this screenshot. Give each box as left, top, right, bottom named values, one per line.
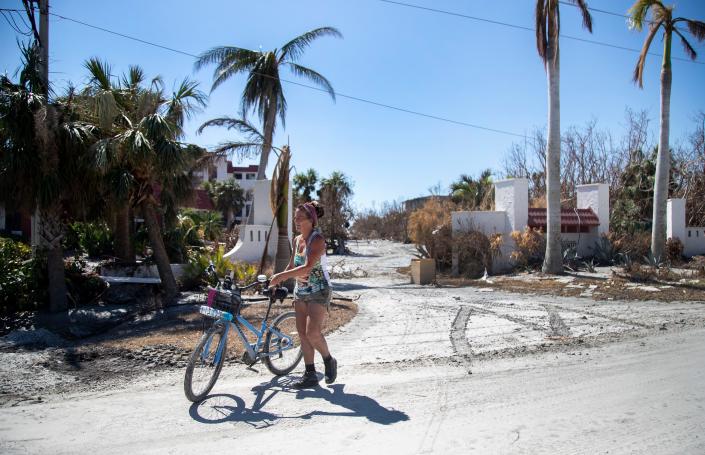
left=577, top=183, right=609, bottom=235
left=494, top=178, right=528, bottom=232
left=667, top=198, right=686, bottom=241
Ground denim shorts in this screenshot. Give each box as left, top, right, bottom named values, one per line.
left=294, top=287, right=332, bottom=309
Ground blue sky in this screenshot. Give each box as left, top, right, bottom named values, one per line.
left=1, top=0, right=704, bottom=211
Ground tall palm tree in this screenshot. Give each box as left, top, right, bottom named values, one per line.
left=629, top=1, right=705, bottom=260
left=536, top=0, right=593, bottom=273
left=318, top=171, right=353, bottom=254
left=194, top=27, right=342, bottom=180
left=0, top=42, right=97, bottom=312
left=293, top=168, right=319, bottom=204
left=90, top=63, right=207, bottom=303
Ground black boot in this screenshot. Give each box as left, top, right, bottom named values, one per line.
left=324, top=356, right=337, bottom=384
left=294, top=369, right=319, bottom=389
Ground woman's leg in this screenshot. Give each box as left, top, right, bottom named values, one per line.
left=294, top=300, right=315, bottom=365
left=305, top=302, right=330, bottom=359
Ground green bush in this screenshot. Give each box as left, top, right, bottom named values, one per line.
left=64, top=222, right=115, bottom=257
left=183, top=246, right=257, bottom=290
left=0, top=237, right=47, bottom=314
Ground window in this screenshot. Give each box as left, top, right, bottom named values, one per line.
left=234, top=173, right=242, bottom=179
left=250, top=230, right=253, bottom=242
left=246, top=173, right=255, bottom=180
left=245, top=204, right=251, bottom=217
left=689, top=230, right=692, bottom=237
left=258, top=231, right=261, bottom=242
left=208, top=165, right=217, bottom=181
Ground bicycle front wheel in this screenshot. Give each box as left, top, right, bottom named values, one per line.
left=263, top=311, right=303, bottom=376
left=184, top=322, right=227, bottom=402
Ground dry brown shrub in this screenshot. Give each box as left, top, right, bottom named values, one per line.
left=608, top=231, right=651, bottom=260
left=407, top=198, right=453, bottom=261
left=455, top=231, right=492, bottom=278
left=665, top=237, right=684, bottom=263
left=509, top=227, right=545, bottom=268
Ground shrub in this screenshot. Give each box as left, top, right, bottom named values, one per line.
left=665, top=237, right=684, bottom=263
left=64, top=221, right=114, bottom=257
left=590, top=234, right=620, bottom=266
left=608, top=231, right=651, bottom=261
left=509, top=227, right=545, bottom=269
left=64, top=256, right=107, bottom=305
left=407, top=198, right=453, bottom=261
left=0, top=237, right=47, bottom=314
left=183, top=246, right=258, bottom=290
left=454, top=230, right=493, bottom=278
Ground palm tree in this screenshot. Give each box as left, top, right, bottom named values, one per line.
left=204, top=178, right=245, bottom=229
left=629, top=1, right=705, bottom=260
left=194, top=27, right=342, bottom=180
left=536, top=0, right=593, bottom=273
left=270, top=145, right=292, bottom=273
left=89, top=63, right=207, bottom=303
left=0, top=42, right=97, bottom=312
left=318, top=171, right=353, bottom=254
left=450, top=169, right=494, bottom=209
left=293, top=168, right=319, bottom=204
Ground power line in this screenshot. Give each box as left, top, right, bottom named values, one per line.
left=0, top=7, right=528, bottom=138
left=377, top=0, right=704, bottom=65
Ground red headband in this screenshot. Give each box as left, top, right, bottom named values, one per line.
left=302, top=203, right=318, bottom=226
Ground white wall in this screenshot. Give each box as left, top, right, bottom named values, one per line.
left=684, top=227, right=705, bottom=257
left=224, top=179, right=293, bottom=264
left=494, top=178, right=528, bottom=232
left=667, top=198, right=705, bottom=257
left=577, top=183, right=609, bottom=235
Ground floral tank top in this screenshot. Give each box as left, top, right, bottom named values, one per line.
left=293, top=229, right=330, bottom=295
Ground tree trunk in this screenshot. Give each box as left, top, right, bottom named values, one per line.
left=39, top=204, right=67, bottom=312
left=114, top=203, right=134, bottom=262
left=651, top=33, right=672, bottom=261
left=141, top=200, right=178, bottom=304
left=257, top=102, right=278, bottom=180
left=542, top=30, right=563, bottom=274
left=274, top=179, right=291, bottom=273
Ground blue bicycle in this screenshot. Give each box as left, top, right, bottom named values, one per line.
left=184, top=267, right=302, bottom=402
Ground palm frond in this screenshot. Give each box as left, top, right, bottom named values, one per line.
left=633, top=20, right=663, bottom=87
left=674, top=28, right=697, bottom=60
left=280, top=27, right=342, bottom=61
left=536, top=0, right=548, bottom=62
left=196, top=116, right=264, bottom=142
left=84, top=57, right=113, bottom=90
left=570, top=0, right=593, bottom=32
left=628, top=0, right=656, bottom=31
left=209, top=141, right=263, bottom=161
left=165, top=77, right=207, bottom=134
left=685, top=19, right=705, bottom=41
left=284, top=62, right=336, bottom=100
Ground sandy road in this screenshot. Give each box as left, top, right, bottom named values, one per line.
left=1, top=240, right=704, bottom=454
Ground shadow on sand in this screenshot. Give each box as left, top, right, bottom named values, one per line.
left=189, top=375, right=409, bottom=429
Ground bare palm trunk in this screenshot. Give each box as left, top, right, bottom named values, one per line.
left=542, top=38, right=563, bottom=274
left=651, top=35, right=672, bottom=261
left=257, top=102, right=278, bottom=180
left=114, top=203, right=134, bottom=262
left=39, top=204, right=67, bottom=312
left=274, top=180, right=291, bottom=273
left=141, top=201, right=178, bottom=304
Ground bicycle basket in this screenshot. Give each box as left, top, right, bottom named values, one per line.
left=206, top=287, right=242, bottom=314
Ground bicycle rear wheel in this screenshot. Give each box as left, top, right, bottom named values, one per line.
left=263, top=311, right=303, bottom=376
left=184, top=322, right=227, bottom=402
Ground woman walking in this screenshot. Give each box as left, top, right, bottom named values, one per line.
left=269, top=201, right=337, bottom=388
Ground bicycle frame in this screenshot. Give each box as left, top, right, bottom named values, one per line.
left=203, top=303, right=296, bottom=366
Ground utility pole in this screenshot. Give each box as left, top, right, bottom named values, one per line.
left=38, top=0, right=49, bottom=94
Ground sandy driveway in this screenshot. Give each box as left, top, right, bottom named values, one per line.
left=1, top=240, right=704, bottom=454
